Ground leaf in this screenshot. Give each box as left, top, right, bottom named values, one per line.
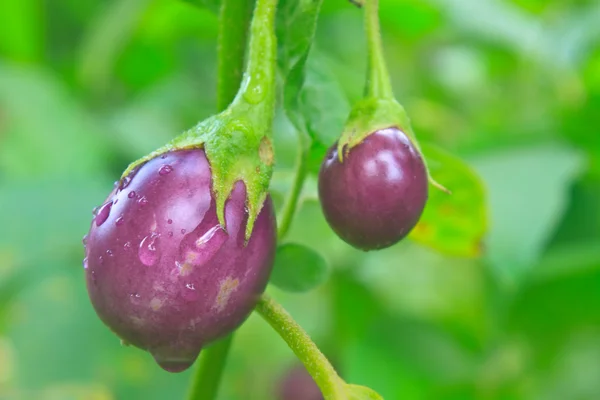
left=276, top=0, right=323, bottom=75
left=410, top=143, right=487, bottom=258
left=296, top=55, right=350, bottom=147
left=270, top=243, right=329, bottom=292
left=346, top=384, right=384, bottom=400
left=181, top=0, right=220, bottom=14
left=470, top=143, right=585, bottom=283
left=276, top=0, right=350, bottom=149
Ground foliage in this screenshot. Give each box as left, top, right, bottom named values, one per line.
left=0, top=0, right=599, bottom=399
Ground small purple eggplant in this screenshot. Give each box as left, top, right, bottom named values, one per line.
left=84, top=149, right=276, bottom=372
left=318, top=128, right=428, bottom=251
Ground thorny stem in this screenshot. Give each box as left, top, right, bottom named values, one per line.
left=255, top=294, right=348, bottom=400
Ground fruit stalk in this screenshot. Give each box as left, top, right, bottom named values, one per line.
left=255, top=294, right=347, bottom=400
left=364, top=0, right=393, bottom=100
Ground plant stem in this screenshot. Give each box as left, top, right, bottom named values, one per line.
left=186, top=335, right=234, bottom=400
left=255, top=294, right=348, bottom=400
left=364, top=0, right=393, bottom=99
left=277, top=140, right=308, bottom=239
left=216, top=0, right=253, bottom=110
left=186, top=0, right=252, bottom=399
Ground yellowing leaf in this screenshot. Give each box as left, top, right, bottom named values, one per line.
left=410, top=143, right=487, bottom=257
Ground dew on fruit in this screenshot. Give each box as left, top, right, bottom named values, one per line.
left=116, top=216, right=124, bottom=226
left=119, top=175, right=132, bottom=190
left=167, top=219, right=173, bottom=224
left=129, top=293, right=142, bottom=305
left=152, top=354, right=194, bottom=373
left=106, top=249, right=113, bottom=257
left=159, top=165, right=173, bottom=175
left=95, top=201, right=113, bottom=227
left=82, top=234, right=88, bottom=246
left=196, top=225, right=222, bottom=248
left=83, top=257, right=88, bottom=269
left=183, top=282, right=199, bottom=301
left=124, top=241, right=132, bottom=251
left=139, top=233, right=160, bottom=266
left=128, top=191, right=136, bottom=199
left=138, top=196, right=148, bottom=207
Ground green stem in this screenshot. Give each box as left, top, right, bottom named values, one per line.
left=255, top=294, right=347, bottom=400
left=186, top=0, right=252, bottom=398
left=216, top=0, right=253, bottom=110
left=364, top=0, right=393, bottom=99
left=230, top=0, right=277, bottom=117
left=277, top=141, right=308, bottom=239
left=186, top=335, right=234, bottom=400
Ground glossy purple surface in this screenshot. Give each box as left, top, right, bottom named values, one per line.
left=84, top=149, right=276, bottom=372
left=318, top=128, right=428, bottom=250
left=276, top=365, right=323, bottom=400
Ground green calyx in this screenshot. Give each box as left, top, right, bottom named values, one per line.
left=337, top=97, right=410, bottom=159
left=122, top=0, right=278, bottom=241
left=338, top=0, right=448, bottom=193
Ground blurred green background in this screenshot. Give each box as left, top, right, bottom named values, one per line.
left=1, top=0, right=599, bottom=399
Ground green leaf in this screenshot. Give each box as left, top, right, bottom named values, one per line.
left=409, top=143, right=487, bottom=258
left=276, top=0, right=349, bottom=148
left=276, top=0, right=323, bottom=76
left=181, top=0, right=221, bottom=13
left=346, top=384, right=384, bottom=400
left=270, top=243, right=329, bottom=292
left=471, top=143, right=586, bottom=283
left=297, top=55, right=350, bottom=147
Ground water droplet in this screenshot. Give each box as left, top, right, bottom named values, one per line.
left=129, top=293, right=142, bottom=304
left=195, top=225, right=223, bottom=248
left=82, top=234, right=88, bottom=246
left=113, top=181, right=119, bottom=189
left=168, top=231, right=173, bottom=237
left=167, top=219, right=173, bottom=224
left=119, top=175, right=132, bottom=190
left=124, top=241, right=132, bottom=251
left=116, top=216, right=124, bottom=226
left=181, top=229, right=186, bottom=234
left=128, top=191, right=136, bottom=199
left=138, top=196, right=148, bottom=207
left=98, top=255, right=105, bottom=265
left=183, top=283, right=199, bottom=301
left=153, top=356, right=194, bottom=373
left=106, top=249, right=113, bottom=257
left=158, top=165, right=173, bottom=175
left=139, top=233, right=160, bottom=266
left=91, top=270, right=97, bottom=286
left=95, top=201, right=113, bottom=226
left=92, top=206, right=99, bottom=216
left=82, top=257, right=88, bottom=269
left=161, top=154, right=167, bottom=159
